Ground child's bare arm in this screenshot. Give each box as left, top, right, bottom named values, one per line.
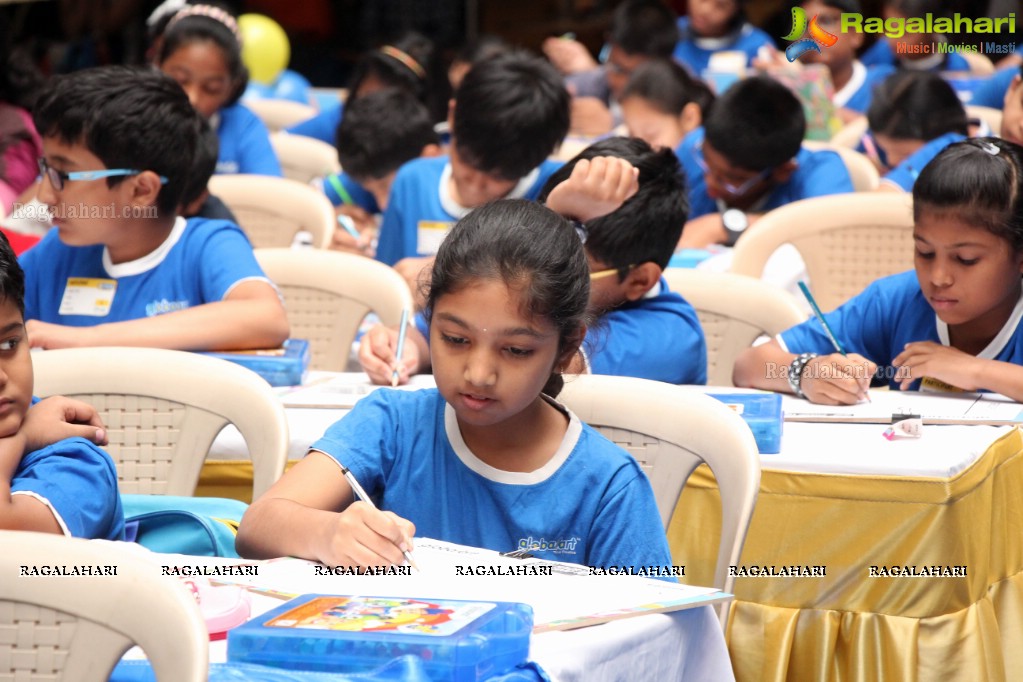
left=893, top=342, right=1023, bottom=401
left=26, top=280, right=290, bottom=351
left=734, top=339, right=873, bottom=404
left=545, top=156, right=639, bottom=223
left=236, top=451, right=415, bottom=567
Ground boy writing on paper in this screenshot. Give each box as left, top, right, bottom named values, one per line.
left=0, top=231, right=123, bottom=539
left=361, top=137, right=708, bottom=386
left=676, top=76, right=854, bottom=249
left=21, top=66, right=289, bottom=351
left=373, top=50, right=569, bottom=277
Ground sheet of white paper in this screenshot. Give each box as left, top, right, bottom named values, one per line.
left=782, top=390, right=1023, bottom=424
left=278, top=373, right=437, bottom=408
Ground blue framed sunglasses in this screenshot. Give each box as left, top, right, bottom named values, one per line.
left=38, top=158, right=168, bottom=192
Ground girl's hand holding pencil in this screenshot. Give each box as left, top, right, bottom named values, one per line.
left=799, top=352, right=877, bottom=405
left=358, top=322, right=421, bottom=386
left=322, top=500, right=417, bottom=570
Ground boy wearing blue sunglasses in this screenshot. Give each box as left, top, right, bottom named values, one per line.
left=21, top=66, right=288, bottom=351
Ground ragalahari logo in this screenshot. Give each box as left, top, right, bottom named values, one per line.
left=782, top=7, right=839, bottom=61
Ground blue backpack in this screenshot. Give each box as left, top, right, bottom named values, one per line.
left=122, top=494, right=248, bottom=558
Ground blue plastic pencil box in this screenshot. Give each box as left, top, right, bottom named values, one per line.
left=228, top=594, right=533, bottom=681
left=707, top=392, right=783, bottom=454
left=201, top=338, right=310, bottom=387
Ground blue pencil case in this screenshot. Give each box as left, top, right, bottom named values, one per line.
left=707, top=392, right=783, bottom=454
left=201, top=338, right=310, bottom=387
left=228, top=594, right=533, bottom=681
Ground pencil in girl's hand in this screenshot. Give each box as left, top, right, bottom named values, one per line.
left=798, top=281, right=870, bottom=402
left=337, top=214, right=361, bottom=240
left=391, top=309, right=410, bottom=388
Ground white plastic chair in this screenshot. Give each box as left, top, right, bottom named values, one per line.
left=207, top=174, right=335, bottom=249
left=662, top=270, right=807, bottom=386
left=255, top=248, right=415, bottom=371
left=558, top=374, right=760, bottom=620
left=0, top=531, right=207, bottom=681
left=830, top=115, right=868, bottom=149
left=966, top=104, right=1003, bottom=136
left=32, top=347, right=289, bottom=498
left=730, top=192, right=915, bottom=313
left=245, top=98, right=317, bottom=132
left=269, top=132, right=341, bottom=185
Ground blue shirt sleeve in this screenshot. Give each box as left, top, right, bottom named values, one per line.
left=285, top=103, right=344, bottom=145
left=12, top=437, right=125, bottom=540
left=322, top=172, right=380, bottom=213
left=967, top=67, right=1015, bottom=108
left=217, top=105, right=282, bottom=177
left=192, top=220, right=270, bottom=302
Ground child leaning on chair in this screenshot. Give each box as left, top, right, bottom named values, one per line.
left=0, top=230, right=123, bottom=540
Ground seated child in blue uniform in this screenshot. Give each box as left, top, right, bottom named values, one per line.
left=554, top=0, right=680, bottom=137
left=673, top=0, right=774, bottom=77
left=155, top=4, right=281, bottom=176
left=677, top=76, right=854, bottom=249
left=286, top=32, right=438, bottom=147
left=23, top=66, right=289, bottom=351
left=0, top=232, right=123, bottom=539
left=619, top=59, right=714, bottom=152
left=236, top=199, right=673, bottom=572
left=734, top=138, right=1023, bottom=403
left=360, top=138, right=707, bottom=386
left=865, top=71, right=967, bottom=192
left=792, top=0, right=895, bottom=120
left=322, top=89, right=441, bottom=257
left=375, top=50, right=568, bottom=271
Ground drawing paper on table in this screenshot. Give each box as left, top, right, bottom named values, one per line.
left=280, top=374, right=436, bottom=408
left=209, top=539, right=728, bottom=632
left=782, top=390, right=1023, bottom=424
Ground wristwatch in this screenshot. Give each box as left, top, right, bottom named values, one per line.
left=722, top=208, right=749, bottom=246
left=787, top=352, right=819, bottom=398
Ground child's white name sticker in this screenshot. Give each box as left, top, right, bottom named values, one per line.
left=58, top=278, right=116, bottom=317
left=416, top=220, right=454, bottom=256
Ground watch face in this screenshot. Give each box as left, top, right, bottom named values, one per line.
left=722, top=209, right=747, bottom=233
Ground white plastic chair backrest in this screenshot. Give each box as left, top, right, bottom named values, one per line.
left=0, top=531, right=207, bottom=681
left=245, top=98, right=317, bottom=132
left=32, top=346, right=288, bottom=498
left=959, top=51, right=995, bottom=75
left=208, top=174, right=334, bottom=249
left=730, top=192, right=915, bottom=313
left=663, top=270, right=807, bottom=386
left=801, top=141, right=880, bottom=192
left=558, top=374, right=760, bottom=602
left=255, top=248, right=415, bottom=371
left=269, top=132, right=341, bottom=185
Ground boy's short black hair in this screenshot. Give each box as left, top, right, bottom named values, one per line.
left=610, top=0, right=679, bottom=58
left=181, top=116, right=218, bottom=209
left=538, top=136, right=688, bottom=273
left=0, top=232, right=24, bottom=316
left=704, top=76, right=805, bottom=172
left=453, top=50, right=570, bottom=181
left=335, top=89, right=440, bottom=181
left=867, top=70, right=967, bottom=141
left=33, top=65, right=200, bottom=217
left=620, top=59, right=715, bottom=116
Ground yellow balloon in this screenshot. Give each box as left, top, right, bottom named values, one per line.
left=238, top=14, right=290, bottom=86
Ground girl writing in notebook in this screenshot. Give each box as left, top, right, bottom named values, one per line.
left=237, top=199, right=673, bottom=571
left=734, top=138, right=1023, bottom=405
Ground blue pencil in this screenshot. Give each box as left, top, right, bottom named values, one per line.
left=337, top=214, right=361, bottom=240
left=797, top=281, right=871, bottom=402
left=797, top=281, right=846, bottom=355
left=391, top=309, right=410, bottom=387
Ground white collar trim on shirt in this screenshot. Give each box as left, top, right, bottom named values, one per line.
left=444, top=395, right=581, bottom=485
left=832, top=60, right=866, bottom=108
left=438, top=163, right=541, bottom=220
left=935, top=286, right=1023, bottom=359
left=103, top=215, right=187, bottom=278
